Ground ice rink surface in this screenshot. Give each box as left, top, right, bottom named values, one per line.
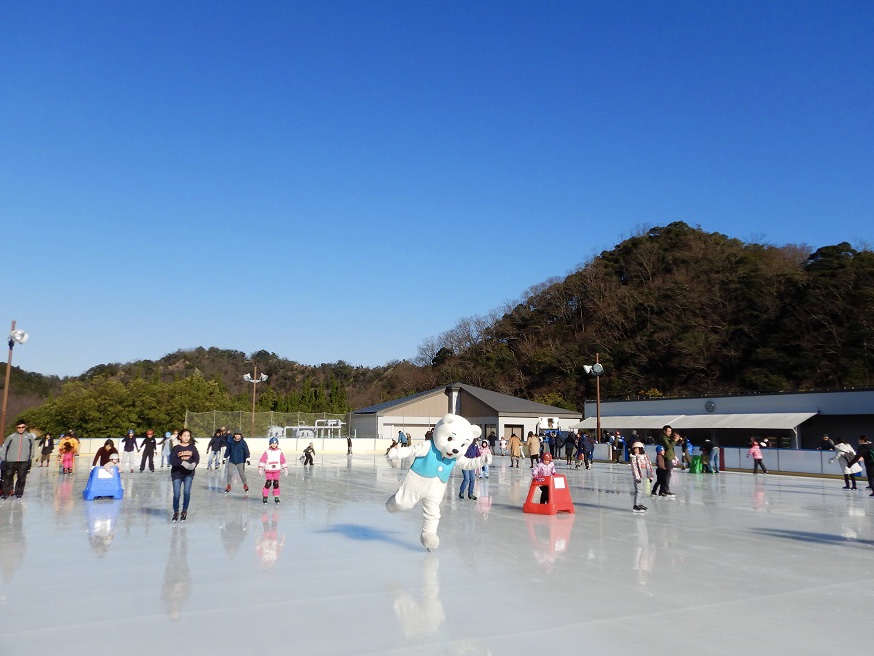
left=2, top=453, right=872, bottom=655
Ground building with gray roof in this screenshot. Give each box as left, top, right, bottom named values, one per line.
left=350, top=382, right=581, bottom=440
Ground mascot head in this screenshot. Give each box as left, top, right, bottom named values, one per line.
left=431, top=414, right=482, bottom=459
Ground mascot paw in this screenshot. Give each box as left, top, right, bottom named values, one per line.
left=421, top=532, right=439, bottom=551
left=386, top=496, right=400, bottom=514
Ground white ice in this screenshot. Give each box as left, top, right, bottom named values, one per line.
left=2, top=455, right=871, bottom=655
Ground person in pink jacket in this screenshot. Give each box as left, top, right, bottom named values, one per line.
left=258, top=437, right=289, bottom=504
left=531, top=453, right=557, bottom=504
left=629, top=442, right=654, bottom=513
left=747, top=439, right=768, bottom=474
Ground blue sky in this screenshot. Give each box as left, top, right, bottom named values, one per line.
left=2, top=1, right=872, bottom=378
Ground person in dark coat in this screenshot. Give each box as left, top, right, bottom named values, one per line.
left=139, top=429, right=158, bottom=472
left=37, top=433, right=54, bottom=467
left=92, top=439, right=120, bottom=466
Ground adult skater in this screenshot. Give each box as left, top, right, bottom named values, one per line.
left=657, top=425, right=679, bottom=497
left=846, top=435, right=874, bottom=494
left=1, top=420, right=35, bottom=499
left=507, top=433, right=522, bottom=468
left=828, top=438, right=860, bottom=489
left=224, top=432, right=251, bottom=494
left=36, top=432, right=54, bottom=467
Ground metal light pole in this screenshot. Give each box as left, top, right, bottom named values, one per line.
left=243, top=367, right=268, bottom=438
left=584, top=353, right=604, bottom=452
left=1, top=321, right=29, bottom=442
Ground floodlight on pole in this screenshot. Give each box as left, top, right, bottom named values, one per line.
left=584, top=353, right=604, bottom=453
left=1, top=321, right=29, bottom=441
left=243, top=367, right=268, bottom=438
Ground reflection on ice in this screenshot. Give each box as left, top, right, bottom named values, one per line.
left=85, top=499, right=122, bottom=558
left=161, top=527, right=190, bottom=621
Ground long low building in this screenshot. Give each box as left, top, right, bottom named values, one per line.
left=581, top=389, right=874, bottom=448
left=350, top=382, right=581, bottom=441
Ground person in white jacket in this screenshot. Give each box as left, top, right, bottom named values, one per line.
left=829, top=438, right=862, bottom=490
left=258, top=437, right=289, bottom=504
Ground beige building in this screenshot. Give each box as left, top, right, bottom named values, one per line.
left=349, top=382, right=582, bottom=441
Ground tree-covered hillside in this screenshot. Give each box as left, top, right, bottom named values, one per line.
left=416, top=222, right=874, bottom=407
left=8, top=222, right=874, bottom=435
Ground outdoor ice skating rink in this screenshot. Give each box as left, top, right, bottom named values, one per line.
left=2, top=453, right=869, bottom=655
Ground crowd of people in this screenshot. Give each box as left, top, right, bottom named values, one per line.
left=0, top=423, right=312, bottom=520
left=5, top=419, right=874, bottom=519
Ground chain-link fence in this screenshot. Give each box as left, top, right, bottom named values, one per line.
left=184, top=410, right=351, bottom=439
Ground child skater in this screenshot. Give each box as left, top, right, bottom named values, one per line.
left=258, top=437, right=289, bottom=504
left=60, top=443, right=75, bottom=474
left=531, top=452, right=556, bottom=504
left=651, top=445, right=667, bottom=497
left=629, top=441, right=654, bottom=513
left=169, top=428, right=199, bottom=522
left=747, top=438, right=768, bottom=474
left=478, top=439, right=492, bottom=478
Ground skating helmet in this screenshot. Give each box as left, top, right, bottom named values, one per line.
left=269, top=437, right=279, bottom=447
left=542, top=453, right=552, bottom=463
left=655, top=445, right=665, bottom=454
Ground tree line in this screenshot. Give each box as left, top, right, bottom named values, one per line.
left=8, top=222, right=874, bottom=436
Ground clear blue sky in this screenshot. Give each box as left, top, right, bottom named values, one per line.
left=3, top=1, right=872, bottom=378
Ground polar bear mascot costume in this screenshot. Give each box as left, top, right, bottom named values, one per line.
left=386, top=413, right=492, bottom=551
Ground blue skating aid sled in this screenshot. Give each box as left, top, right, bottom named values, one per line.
left=83, top=466, right=124, bottom=500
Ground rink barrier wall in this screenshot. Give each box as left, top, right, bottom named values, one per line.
left=72, top=437, right=394, bottom=459
left=60, top=439, right=863, bottom=479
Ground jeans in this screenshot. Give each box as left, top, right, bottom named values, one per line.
left=172, top=475, right=193, bottom=512
left=710, top=448, right=720, bottom=473
left=480, top=464, right=489, bottom=478
left=207, top=450, right=221, bottom=469
left=460, top=469, right=475, bottom=496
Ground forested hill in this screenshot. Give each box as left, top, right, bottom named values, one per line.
left=416, top=222, right=874, bottom=409
left=9, top=222, right=874, bottom=434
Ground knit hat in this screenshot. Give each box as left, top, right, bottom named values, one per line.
left=631, top=441, right=645, bottom=451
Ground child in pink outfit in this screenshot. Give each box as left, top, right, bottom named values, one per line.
left=531, top=453, right=557, bottom=503
left=61, top=444, right=75, bottom=474
left=629, top=442, right=654, bottom=513
left=747, top=439, right=768, bottom=474
left=258, top=437, right=289, bottom=504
